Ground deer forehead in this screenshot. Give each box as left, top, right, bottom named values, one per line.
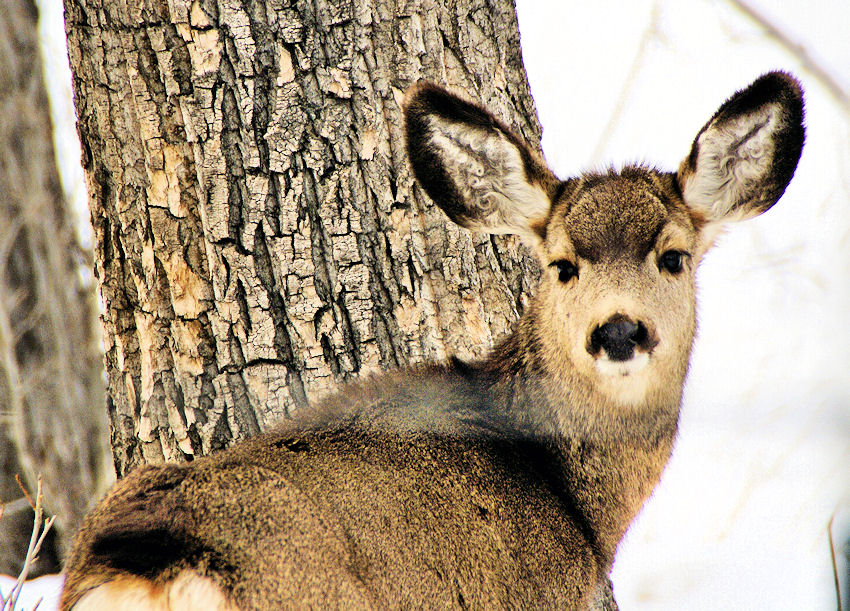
left=545, top=170, right=695, bottom=263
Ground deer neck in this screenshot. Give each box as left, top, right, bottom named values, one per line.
left=482, top=316, right=682, bottom=562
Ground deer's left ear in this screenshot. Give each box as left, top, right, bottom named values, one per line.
left=678, top=71, right=804, bottom=223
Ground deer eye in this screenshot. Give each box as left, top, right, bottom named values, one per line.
left=551, top=260, right=578, bottom=283
left=658, top=250, right=686, bottom=274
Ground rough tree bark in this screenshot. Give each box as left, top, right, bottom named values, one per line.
left=0, top=0, right=110, bottom=571
left=63, top=0, right=542, bottom=473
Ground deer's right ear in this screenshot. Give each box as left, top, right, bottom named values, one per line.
left=403, top=81, right=558, bottom=246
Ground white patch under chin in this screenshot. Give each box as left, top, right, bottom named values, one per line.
left=426, top=117, right=549, bottom=241
left=594, top=352, right=651, bottom=406
left=683, top=105, right=779, bottom=220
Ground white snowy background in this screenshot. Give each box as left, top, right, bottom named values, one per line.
left=516, top=1, right=850, bottom=609
left=3, top=0, right=848, bottom=609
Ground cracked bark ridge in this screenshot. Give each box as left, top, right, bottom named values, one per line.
left=63, top=0, right=544, bottom=475
left=0, top=0, right=110, bottom=564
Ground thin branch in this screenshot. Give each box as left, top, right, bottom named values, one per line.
left=828, top=513, right=844, bottom=611
left=727, top=0, right=850, bottom=112
left=0, top=283, right=24, bottom=449
left=1, top=475, right=56, bottom=611
left=590, top=1, right=662, bottom=165
left=14, top=474, right=34, bottom=510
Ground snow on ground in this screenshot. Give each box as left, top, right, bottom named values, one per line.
left=0, top=573, right=63, bottom=611
left=12, top=1, right=848, bottom=610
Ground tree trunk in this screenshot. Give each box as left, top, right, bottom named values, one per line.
left=0, top=0, right=110, bottom=570
left=62, top=1, right=622, bottom=606
left=63, top=0, right=543, bottom=475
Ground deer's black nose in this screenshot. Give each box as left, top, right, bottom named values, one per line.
left=589, top=316, right=649, bottom=361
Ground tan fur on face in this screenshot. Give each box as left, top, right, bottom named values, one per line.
left=527, top=170, right=698, bottom=409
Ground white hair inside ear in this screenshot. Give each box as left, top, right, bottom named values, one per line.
left=682, top=104, right=780, bottom=222
left=426, top=116, right=551, bottom=244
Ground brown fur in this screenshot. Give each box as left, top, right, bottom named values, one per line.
left=62, top=73, right=804, bottom=610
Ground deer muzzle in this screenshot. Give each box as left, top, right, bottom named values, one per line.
left=588, top=314, right=657, bottom=362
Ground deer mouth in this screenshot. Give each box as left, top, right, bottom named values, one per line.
left=594, top=351, right=650, bottom=377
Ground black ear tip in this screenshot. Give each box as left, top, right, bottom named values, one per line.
left=403, top=80, right=441, bottom=112
left=756, top=71, right=803, bottom=95
left=758, top=70, right=806, bottom=146
left=403, top=81, right=473, bottom=120
left=740, top=71, right=805, bottom=117
left=402, top=81, right=460, bottom=140
left=765, top=71, right=804, bottom=113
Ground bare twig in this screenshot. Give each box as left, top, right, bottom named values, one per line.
left=14, top=475, right=34, bottom=510
left=0, top=283, right=24, bottom=451
left=590, top=1, right=662, bottom=165
left=828, top=513, right=844, bottom=611
left=0, top=474, right=56, bottom=611
left=727, top=0, right=850, bottom=112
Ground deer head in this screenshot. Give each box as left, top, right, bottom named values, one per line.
left=404, top=73, right=804, bottom=416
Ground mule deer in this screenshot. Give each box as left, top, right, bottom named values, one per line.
left=61, top=72, right=804, bottom=610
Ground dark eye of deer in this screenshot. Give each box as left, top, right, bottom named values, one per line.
left=659, top=250, right=685, bottom=274
left=551, top=260, right=578, bottom=283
